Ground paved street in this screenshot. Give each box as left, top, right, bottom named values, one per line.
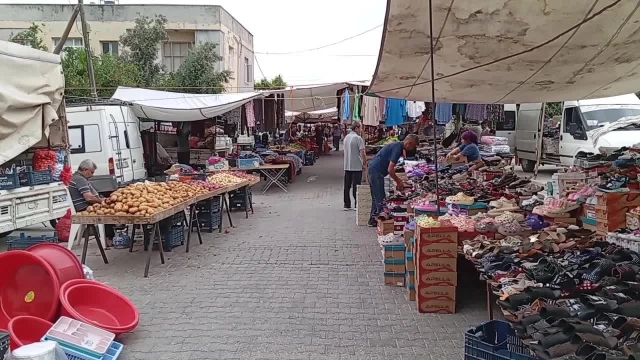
left=72, top=153, right=489, bottom=360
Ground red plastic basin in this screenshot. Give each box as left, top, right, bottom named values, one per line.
left=0, top=251, right=60, bottom=330
left=26, top=243, right=83, bottom=287
left=60, top=283, right=138, bottom=336
left=8, top=316, right=53, bottom=349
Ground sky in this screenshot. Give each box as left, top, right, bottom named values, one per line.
left=0, top=0, right=387, bottom=86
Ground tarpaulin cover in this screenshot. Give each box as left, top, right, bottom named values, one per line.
left=369, top=0, right=640, bottom=104
left=284, top=83, right=351, bottom=113
left=111, top=87, right=264, bottom=122
left=0, top=40, right=64, bottom=165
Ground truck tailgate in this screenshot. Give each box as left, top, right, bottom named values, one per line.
left=0, top=182, right=73, bottom=233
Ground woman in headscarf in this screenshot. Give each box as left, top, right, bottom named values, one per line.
left=445, top=130, right=480, bottom=162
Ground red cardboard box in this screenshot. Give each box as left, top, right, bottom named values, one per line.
left=416, top=271, right=457, bottom=286
left=417, top=284, right=456, bottom=300
left=416, top=298, right=456, bottom=314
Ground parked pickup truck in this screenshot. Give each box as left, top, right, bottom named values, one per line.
left=0, top=40, right=73, bottom=237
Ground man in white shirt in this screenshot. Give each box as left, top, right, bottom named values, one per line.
left=343, top=122, right=367, bottom=210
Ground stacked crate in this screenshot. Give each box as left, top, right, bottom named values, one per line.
left=383, top=244, right=406, bottom=287
left=356, top=185, right=372, bottom=226
left=414, top=222, right=458, bottom=314
left=197, top=196, right=222, bottom=231
left=593, top=191, right=640, bottom=234
left=404, top=228, right=416, bottom=301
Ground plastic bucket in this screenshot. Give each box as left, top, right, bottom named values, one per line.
left=8, top=316, right=53, bottom=349
left=26, top=243, right=83, bottom=287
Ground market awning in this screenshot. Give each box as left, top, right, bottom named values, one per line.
left=111, top=87, right=264, bottom=122
left=285, top=83, right=361, bottom=113
left=0, top=40, right=64, bottom=165
left=287, top=107, right=338, bottom=123
left=369, top=0, right=640, bottom=104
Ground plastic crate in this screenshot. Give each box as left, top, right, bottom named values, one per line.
left=464, top=321, right=534, bottom=360
left=0, top=172, right=20, bottom=190
left=198, top=211, right=221, bottom=229
left=162, top=225, right=185, bottom=248
left=61, top=340, right=123, bottom=360
left=168, top=211, right=186, bottom=226
left=238, top=158, right=260, bottom=169
left=7, top=232, right=59, bottom=251
left=0, top=331, right=8, bottom=360
left=18, top=166, right=53, bottom=186
left=196, top=196, right=222, bottom=213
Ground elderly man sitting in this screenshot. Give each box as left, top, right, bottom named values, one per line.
left=68, top=160, right=115, bottom=247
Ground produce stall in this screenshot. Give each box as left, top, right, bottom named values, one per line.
left=71, top=172, right=259, bottom=278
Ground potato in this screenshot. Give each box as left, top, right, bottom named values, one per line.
left=115, top=211, right=127, bottom=216
left=128, top=207, right=138, bottom=214
left=114, top=204, right=123, bottom=211
left=87, top=205, right=94, bottom=212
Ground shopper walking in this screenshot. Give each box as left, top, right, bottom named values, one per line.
left=367, top=134, right=418, bottom=226
left=343, top=122, right=367, bottom=210
left=332, top=125, right=342, bottom=151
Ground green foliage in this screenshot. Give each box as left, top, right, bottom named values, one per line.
left=255, top=75, right=287, bottom=90
left=62, top=48, right=141, bottom=99
left=120, top=14, right=168, bottom=87
left=9, top=23, right=48, bottom=51
left=174, top=42, right=231, bottom=94
left=545, top=102, right=562, bottom=117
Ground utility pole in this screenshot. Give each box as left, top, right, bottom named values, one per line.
left=53, top=6, right=80, bottom=55
left=78, top=0, right=98, bottom=99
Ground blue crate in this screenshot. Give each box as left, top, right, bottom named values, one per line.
left=18, top=166, right=53, bottom=186
left=196, top=196, right=222, bottom=213
left=0, top=172, right=20, bottom=190
left=198, top=211, right=221, bottom=229
left=464, top=321, right=534, bottom=360
left=60, top=340, right=123, bottom=360
left=168, top=211, right=185, bottom=226
left=238, top=158, right=260, bottom=169
left=162, top=225, right=185, bottom=248
left=0, top=331, right=8, bottom=360
left=7, top=232, right=59, bottom=251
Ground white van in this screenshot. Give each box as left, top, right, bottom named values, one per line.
left=66, top=105, right=147, bottom=191
left=516, top=94, right=640, bottom=171
left=496, top=104, right=517, bottom=152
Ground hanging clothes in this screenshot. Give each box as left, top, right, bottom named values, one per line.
left=385, top=98, right=407, bottom=126
left=465, top=104, right=488, bottom=121
left=362, top=96, right=381, bottom=126
left=406, top=101, right=426, bottom=118
left=488, top=104, right=505, bottom=122
left=454, top=104, right=467, bottom=118
left=341, top=89, right=351, bottom=120
left=353, top=89, right=360, bottom=121
left=379, top=97, right=386, bottom=120
left=245, top=102, right=256, bottom=128
left=435, top=103, right=453, bottom=124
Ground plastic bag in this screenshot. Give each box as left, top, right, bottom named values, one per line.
left=55, top=209, right=72, bottom=242
left=6, top=341, right=68, bottom=360
left=82, top=265, right=94, bottom=280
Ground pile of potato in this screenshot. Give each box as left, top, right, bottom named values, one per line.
left=83, top=181, right=208, bottom=217
left=207, top=173, right=245, bottom=186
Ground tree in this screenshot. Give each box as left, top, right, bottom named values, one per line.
left=174, top=42, right=231, bottom=94
left=254, top=75, right=287, bottom=90
left=62, top=48, right=141, bottom=100
left=9, top=23, right=48, bottom=51
left=120, top=14, right=167, bottom=87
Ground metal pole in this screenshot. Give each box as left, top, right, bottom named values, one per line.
left=78, top=0, right=98, bottom=99
left=53, top=6, right=80, bottom=55
left=428, top=0, right=439, bottom=204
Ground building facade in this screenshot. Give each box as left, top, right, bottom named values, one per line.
left=0, top=3, right=254, bottom=92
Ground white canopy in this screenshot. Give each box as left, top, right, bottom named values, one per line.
left=370, top=0, right=640, bottom=104
left=285, top=83, right=352, bottom=113
left=111, top=87, right=264, bottom=122
left=0, top=40, right=64, bottom=165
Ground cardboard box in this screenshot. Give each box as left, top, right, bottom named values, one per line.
left=384, top=262, right=406, bottom=273
left=406, top=250, right=415, bottom=271
left=384, top=272, right=405, bottom=287
left=416, top=226, right=458, bottom=244
left=415, top=241, right=458, bottom=260
left=416, top=298, right=456, bottom=314
left=383, top=244, right=406, bottom=259
left=377, top=219, right=394, bottom=235
left=417, top=284, right=456, bottom=301
left=404, top=230, right=414, bottom=247
left=595, top=207, right=629, bottom=221
left=596, top=191, right=640, bottom=208
left=596, top=218, right=626, bottom=234
left=417, top=271, right=457, bottom=286
left=407, top=288, right=416, bottom=301
left=418, top=256, right=457, bottom=273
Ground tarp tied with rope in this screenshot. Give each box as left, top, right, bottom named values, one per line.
left=369, top=0, right=640, bottom=104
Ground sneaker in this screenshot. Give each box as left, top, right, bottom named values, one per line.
left=349, top=208, right=356, bottom=211
left=598, top=176, right=630, bottom=193
left=344, top=207, right=352, bottom=211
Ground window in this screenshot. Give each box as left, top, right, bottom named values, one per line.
left=162, top=42, right=191, bottom=72
left=580, top=106, right=640, bottom=130
left=495, top=111, right=516, bottom=131
left=563, top=107, right=582, bottom=133
left=244, top=57, right=252, bottom=83
left=101, top=41, right=119, bottom=56
left=228, top=46, right=235, bottom=72
left=52, top=37, right=83, bottom=50
left=68, top=125, right=102, bottom=154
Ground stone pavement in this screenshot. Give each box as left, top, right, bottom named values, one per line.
left=79, top=153, right=490, bottom=360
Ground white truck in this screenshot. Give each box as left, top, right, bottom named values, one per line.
left=0, top=40, right=73, bottom=237
left=515, top=94, right=640, bottom=171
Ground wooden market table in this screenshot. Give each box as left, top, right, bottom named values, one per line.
left=71, top=179, right=253, bottom=278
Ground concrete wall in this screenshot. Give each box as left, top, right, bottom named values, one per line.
left=0, top=4, right=254, bottom=92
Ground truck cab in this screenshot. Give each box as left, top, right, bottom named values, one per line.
left=516, top=94, right=640, bottom=171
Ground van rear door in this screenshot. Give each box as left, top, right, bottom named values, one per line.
left=124, top=112, right=146, bottom=181
left=516, top=103, right=543, bottom=162
left=107, top=114, right=132, bottom=184
left=496, top=104, right=516, bottom=152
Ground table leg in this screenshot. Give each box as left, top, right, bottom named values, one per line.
left=156, top=223, right=165, bottom=265
left=81, top=225, right=90, bottom=264
left=144, top=224, right=154, bottom=278
left=218, top=196, right=224, bottom=233
left=223, top=194, right=234, bottom=228
left=249, top=187, right=254, bottom=214
left=186, top=204, right=194, bottom=253
left=93, top=225, right=109, bottom=265
left=194, top=204, right=203, bottom=245
left=244, top=186, right=249, bottom=219
left=129, top=225, right=136, bottom=252
left=270, top=169, right=289, bottom=193
left=262, top=169, right=286, bottom=194
left=486, top=282, right=493, bottom=320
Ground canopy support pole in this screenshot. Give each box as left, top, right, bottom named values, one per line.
left=428, top=0, right=440, bottom=204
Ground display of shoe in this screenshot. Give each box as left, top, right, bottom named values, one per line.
left=598, top=176, right=630, bottom=193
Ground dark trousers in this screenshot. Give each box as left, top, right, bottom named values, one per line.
left=333, top=136, right=340, bottom=151
left=177, top=151, right=190, bottom=165
left=368, top=169, right=386, bottom=225
left=343, top=170, right=363, bottom=208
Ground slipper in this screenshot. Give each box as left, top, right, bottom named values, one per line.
left=445, top=192, right=475, bottom=205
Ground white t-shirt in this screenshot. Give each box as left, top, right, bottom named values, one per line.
left=343, top=132, right=365, bottom=171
